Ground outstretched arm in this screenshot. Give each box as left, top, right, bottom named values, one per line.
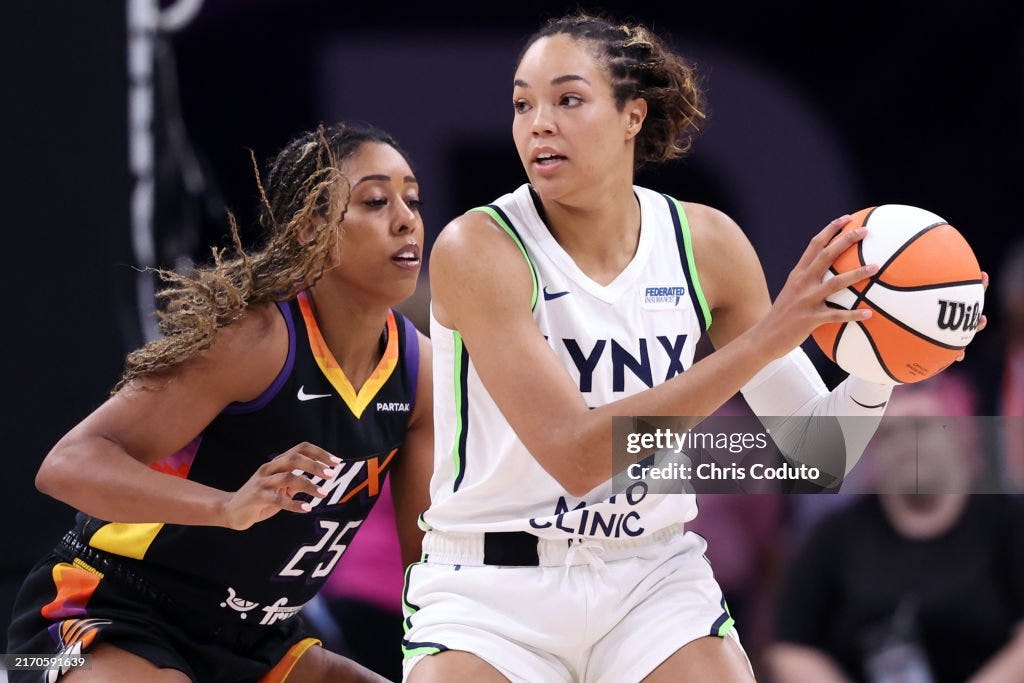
left=694, top=203, right=891, bottom=483
left=430, top=207, right=874, bottom=496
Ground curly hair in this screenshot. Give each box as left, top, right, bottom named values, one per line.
left=519, top=13, right=707, bottom=169
left=115, top=122, right=411, bottom=392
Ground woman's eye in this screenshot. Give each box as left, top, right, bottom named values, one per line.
left=561, top=94, right=582, bottom=107
left=513, top=100, right=531, bottom=114
left=405, top=198, right=423, bottom=212
left=364, top=198, right=388, bottom=208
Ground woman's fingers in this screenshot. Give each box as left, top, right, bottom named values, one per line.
left=260, top=450, right=337, bottom=480
left=810, top=226, right=868, bottom=275
left=823, top=263, right=879, bottom=295
left=798, top=215, right=852, bottom=264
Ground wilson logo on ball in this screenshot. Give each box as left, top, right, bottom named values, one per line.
left=936, top=300, right=982, bottom=332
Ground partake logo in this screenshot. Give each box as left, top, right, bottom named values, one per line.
left=643, top=286, right=686, bottom=307
left=376, top=402, right=410, bottom=412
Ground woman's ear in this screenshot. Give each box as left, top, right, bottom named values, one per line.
left=297, top=218, right=323, bottom=246
left=626, top=98, right=648, bottom=140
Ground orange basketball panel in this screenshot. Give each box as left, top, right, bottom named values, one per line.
left=830, top=207, right=874, bottom=289
left=861, top=307, right=961, bottom=383
left=847, top=207, right=874, bottom=229
left=812, top=321, right=843, bottom=362
left=878, top=225, right=981, bottom=288
left=831, top=242, right=865, bottom=278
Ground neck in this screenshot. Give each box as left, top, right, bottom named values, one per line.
left=535, top=178, right=641, bottom=285
left=306, top=279, right=390, bottom=388
left=879, top=493, right=967, bottom=539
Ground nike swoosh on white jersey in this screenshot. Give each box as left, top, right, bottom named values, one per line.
left=297, top=386, right=332, bottom=401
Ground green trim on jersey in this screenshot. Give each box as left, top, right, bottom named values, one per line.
left=470, top=205, right=539, bottom=310
left=451, top=331, right=468, bottom=491
left=669, top=197, right=713, bottom=330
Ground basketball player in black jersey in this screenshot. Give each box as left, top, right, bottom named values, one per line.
left=7, top=123, right=433, bottom=682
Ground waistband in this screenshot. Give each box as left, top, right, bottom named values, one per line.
left=58, top=530, right=176, bottom=609
left=421, top=523, right=688, bottom=568
left=55, top=530, right=293, bottom=649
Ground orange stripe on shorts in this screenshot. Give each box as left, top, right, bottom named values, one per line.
left=41, top=563, right=101, bottom=620
left=258, top=637, right=321, bottom=683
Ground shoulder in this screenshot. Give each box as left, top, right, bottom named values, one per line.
left=674, top=201, right=768, bottom=317
left=431, top=209, right=528, bottom=263
left=429, top=209, right=537, bottom=327
left=430, top=208, right=530, bottom=284
left=142, top=301, right=289, bottom=402
left=204, top=302, right=287, bottom=365
left=432, top=184, right=536, bottom=270
left=680, top=201, right=754, bottom=259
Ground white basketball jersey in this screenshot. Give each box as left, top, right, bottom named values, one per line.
left=425, top=184, right=711, bottom=539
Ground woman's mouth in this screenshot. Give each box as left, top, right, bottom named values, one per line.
left=391, top=244, right=421, bottom=270
left=532, top=150, right=568, bottom=175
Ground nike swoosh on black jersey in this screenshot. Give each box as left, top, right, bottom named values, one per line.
left=297, top=386, right=332, bottom=401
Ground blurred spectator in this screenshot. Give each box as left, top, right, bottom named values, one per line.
left=768, top=373, right=1024, bottom=683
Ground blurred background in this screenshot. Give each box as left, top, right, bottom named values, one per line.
left=4, top=1, right=1023, bottom=681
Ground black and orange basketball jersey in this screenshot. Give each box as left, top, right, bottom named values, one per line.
left=74, top=291, right=420, bottom=624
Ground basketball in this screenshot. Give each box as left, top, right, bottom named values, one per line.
left=812, top=205, right=984, bottom=384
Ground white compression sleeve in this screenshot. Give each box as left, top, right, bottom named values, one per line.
left=740, top=348, right=893, bottom=484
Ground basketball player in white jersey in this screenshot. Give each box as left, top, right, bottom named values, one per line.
left=405, top=13, right=896, bottom=682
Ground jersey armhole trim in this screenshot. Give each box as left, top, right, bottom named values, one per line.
left=399, top=312, right=420, bottom=416
left=222, top=300, right=297, bottom=415
left=451, top=331, right=469, bottom=492
left=663, top=195, right=713, bottom=330
left=469, top=205, right=539, bottom=311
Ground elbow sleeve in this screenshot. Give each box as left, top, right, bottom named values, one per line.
left=741, top=348, right=893, bottom=486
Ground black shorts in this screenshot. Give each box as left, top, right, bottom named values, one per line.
left=6, top=531, right=320, bottom=683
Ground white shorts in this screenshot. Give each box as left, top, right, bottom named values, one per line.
left=401, top=524, right=745, bottom=682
